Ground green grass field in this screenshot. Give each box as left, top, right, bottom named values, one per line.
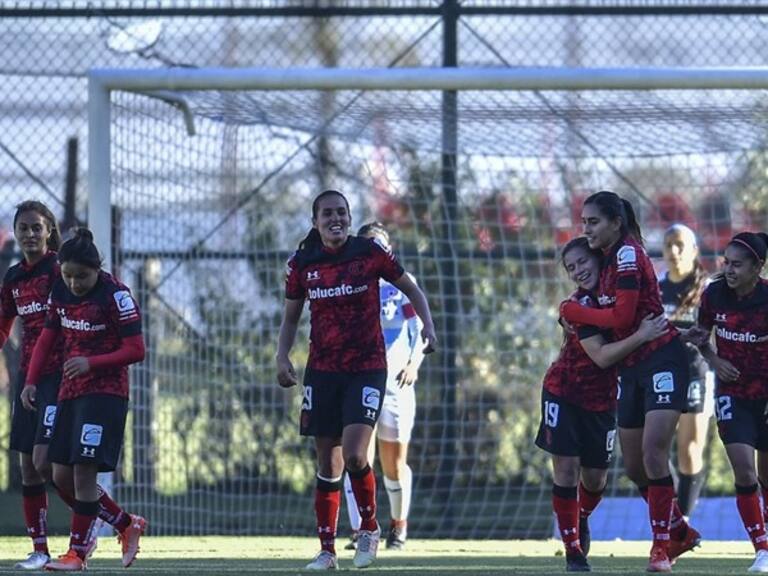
left=0, top=537, right=759, bottom=575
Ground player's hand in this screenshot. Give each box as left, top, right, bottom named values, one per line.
left=421, top=325, right=437, bottom=354
left=20, top=385, right=36, bottom=411
left=277, top=357, right=299, bottom=388
left=681, top=325, right=709, bottom=347
left=558, top=316, right=575, bottom=335
left=396, top=361, right=419, bottom=388
left=64, top=356, right=91, bottom=379
left=637, top=314, right=668, bottom=343
left=712, top=357, right=740, bottom=382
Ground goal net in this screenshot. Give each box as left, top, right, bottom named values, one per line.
left=94, top=68, right=768, bottom=537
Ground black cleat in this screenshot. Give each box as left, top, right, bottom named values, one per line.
left=344, top=531, right=359, bottom=550
left=566, top=552, right=592, bottom=572
left=579, top=516, right=591, bottom=557
left=385, top=523, right=407, bottom=550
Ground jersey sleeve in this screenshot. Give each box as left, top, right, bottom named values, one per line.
left=109, top=287, right=143, bottom=338
left=371, top=238, right=405, bottom=283
left=284, top=252, right=305, bottom=300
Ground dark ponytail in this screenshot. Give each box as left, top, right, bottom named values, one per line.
left=58, top=227, right=102, bottom=269
left=584, top=191, right=644, bottom=246
left=13, top=200, right=62, bottom=251
left=297, top=189, right=350, bottom=251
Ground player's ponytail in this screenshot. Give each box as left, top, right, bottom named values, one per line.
left=298, top=189, right=351, bottom=252
left=13, top=200, right=62, bottom=251
left=59, top=227, right=102, bottom=269
left=620, top=198, right=644, bottom=246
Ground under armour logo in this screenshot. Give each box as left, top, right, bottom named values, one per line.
left=12, top=288, right=20, bottom=298
left=657, top=394, right=671, bottom=404
left=306, top=270, right=320, bottom=281
left=715, top=313, right=727, bottom=322
left=81, top=446, right=95, bottom=457
left=365, top=409, right=376, bottom=419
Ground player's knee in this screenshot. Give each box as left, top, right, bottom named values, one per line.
left=344, top=454, right=368, bottom=472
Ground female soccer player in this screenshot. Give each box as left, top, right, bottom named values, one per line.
left=20, top=228, right=147, bottom=571
left=559, top=191, right=700, bottom=572
left=1, top=201, right=63, bottom=570
left=276, top=190, right=436, bottom=570
left=659, top=224, right=712, bottom=518
left=540, top=236, right=668, bottom=572
left=343, top=222, right=426, bottom=551
left=690, top=231, right=768, bottom=573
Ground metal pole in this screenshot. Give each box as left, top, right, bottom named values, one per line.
left=438, top=0, right=459, bottom=534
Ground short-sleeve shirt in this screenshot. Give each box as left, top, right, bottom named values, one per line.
left=659, top=271, right=707, bottom=370
left=380, top=275, right=420, bottom=373
left=45, top=271, right=142, bottom=400
left=543, top=289, right=618, bottom=412
left=285, top=236, right=404, bottom=372
left=598, top=235, right=677, bottom=366
left=0, top=251, right=64, bottom=375
left=698, top=278, right=768, bottom=400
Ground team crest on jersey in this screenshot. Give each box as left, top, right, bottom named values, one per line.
left=616, top=245, right=637, bottom=271
left=113, top=290, right=138, bottom=320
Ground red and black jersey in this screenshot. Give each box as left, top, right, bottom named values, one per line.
left=562, top=235, right=677, bottom=367
left=0, top=251, right=63, bottom=375
left=285, top=236, right=405, bottom=372
left=543, top=289, right=618, bottom=412
left=698, top=278, right=768, bottom=399
left=45, top=271, right=142, bottom=400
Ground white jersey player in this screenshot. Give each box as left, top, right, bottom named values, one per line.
left=344, top=222, right=426, bottom=550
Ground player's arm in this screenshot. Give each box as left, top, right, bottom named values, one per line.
left=392, top=273, right=437, bottom=354
left=397, top=297, right=426, bottom=387
left=560, top=285, right=639, bottom=330
left=0, top=315, right=14, bottom=348
left=276, top=298, right=304, bottom=388
left=20, top=325, right=59, bottom=410
left=579, top=313, right=668, bottom=369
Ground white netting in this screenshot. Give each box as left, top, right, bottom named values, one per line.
left=106, top=80, right=766, bottom=537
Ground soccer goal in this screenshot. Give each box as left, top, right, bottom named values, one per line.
left=89, top=66, right=768, bottom=537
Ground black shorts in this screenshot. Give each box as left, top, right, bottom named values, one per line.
left=48, top=394, right=128, bottom=472
left=715, top=395, right=768, bottom=451
left=9, top=371, right=61, bottom=454
left=617, top=337, right=690, bottom=429
left=300, top=368, right=387, bottom=438
left=534, top=390, right=617, bottom=470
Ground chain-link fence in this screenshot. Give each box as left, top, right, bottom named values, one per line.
left=2, top=1, right=768, bottom=537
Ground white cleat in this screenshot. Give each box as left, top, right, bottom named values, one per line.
left=353, top=525, right=381, bottom=569
left=14, top=552, right=50, bottom=570
left=304, top=550, right=338, bottom=570
left=749, top=549, right=768, bottom=573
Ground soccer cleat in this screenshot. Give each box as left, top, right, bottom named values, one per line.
left=344, top=531, right=359, bottom=551
left=385, top=522, right=407, bottom=550
left=85, top=518, right=104, bottom=560
left=668, top=524, right=701, bottom=564
left=14, top=551, right=51, bottom=570
left=304, top=550, right=339, bottom=570
left=353, top=524, right=381, bottom=569
left=579, top=516, right=591, bottom=557
left=646, top=544, right=672, bottom=573
left=44, top=550, right=85, bottom=572
left=566, top=551, right=592, bottom=572
left=117, top=514, right=147, bottom=568
left=749, top=549, right=768, bottom=573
